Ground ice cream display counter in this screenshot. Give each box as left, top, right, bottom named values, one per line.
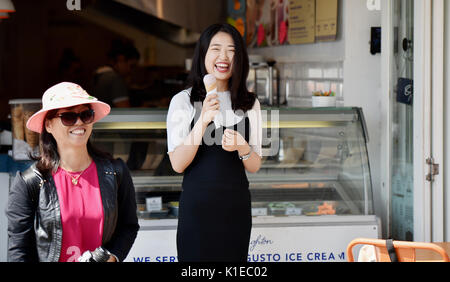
left=90, top=107, right=380, bottom=262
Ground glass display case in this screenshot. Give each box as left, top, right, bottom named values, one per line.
left=92, top=107, right=374, bottom=219
left=91, top=107, right=379, bottom=262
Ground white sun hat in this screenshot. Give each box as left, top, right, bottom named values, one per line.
left=26, top=82, right=111, bottom=133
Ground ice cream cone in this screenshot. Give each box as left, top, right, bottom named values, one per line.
left=203, top=74, right=217, bottom=94
left=11, top=104, right=24, bottom=141
left=23, top=110, right=39, bottom=148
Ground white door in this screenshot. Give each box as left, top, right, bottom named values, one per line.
left=383, top=0, right=446, bottom=242
left=413, top=0, right=445, bottom=242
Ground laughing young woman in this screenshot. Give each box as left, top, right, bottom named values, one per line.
left=6, top=82, right=139, bottom=262
left=167, top=23, right=263, bottom=262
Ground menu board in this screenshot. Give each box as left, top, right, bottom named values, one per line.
left=315, top=0, right=338, bottom=42
left=288, top=0, right=316, bottom=45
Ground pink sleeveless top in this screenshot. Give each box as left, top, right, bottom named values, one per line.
left=52, top=161, right=104, bottom=262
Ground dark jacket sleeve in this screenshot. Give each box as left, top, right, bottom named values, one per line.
left=104, top=158, right=140, bottom=261
left=5, top=172, right=39, bottom=262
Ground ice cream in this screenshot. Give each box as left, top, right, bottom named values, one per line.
left=203, top=74, right=217, bottom=94
left=23, top=110, right=39, bottom=149
left=202, top=74, right=243, bottom=128
left=11, top=104, right=24, bottom=141
left=203, top=74, right=222, bottom=128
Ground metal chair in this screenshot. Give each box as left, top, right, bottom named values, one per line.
left=347, top=238, right=450, bottom=262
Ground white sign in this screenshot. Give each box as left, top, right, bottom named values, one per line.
left=127, top=229, right=178, bottom=262
left=146, top=197, right=162, bottom=212
left=247, top=225, right=378, bottom=262
left=125, top=222, right=379, bottom=262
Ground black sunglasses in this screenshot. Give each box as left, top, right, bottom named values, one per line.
left=56, top=109, right=95, bottom=126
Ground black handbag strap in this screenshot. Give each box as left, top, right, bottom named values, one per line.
left=386, top=239, right=398, bottom=262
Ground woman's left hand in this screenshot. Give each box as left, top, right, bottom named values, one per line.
left=222, top=129, right=250, bottom=155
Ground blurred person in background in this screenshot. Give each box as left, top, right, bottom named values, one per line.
left=92, top=39, right=140, bottom=108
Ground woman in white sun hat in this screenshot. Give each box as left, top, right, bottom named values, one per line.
left=6, top=82, right=139, bottom=262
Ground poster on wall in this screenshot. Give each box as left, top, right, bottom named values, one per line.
left=245, top=0, right=290, bottom=47
left=239, top=0, right=338, bottom=47
left=277, top=0, right=290, bottom=45
left=288, top=0, right=316, bottom=45
left=246, top=0, right=275, bottom=47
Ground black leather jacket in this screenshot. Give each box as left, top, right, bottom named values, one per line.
left=6, top=157, right=139, bottom=262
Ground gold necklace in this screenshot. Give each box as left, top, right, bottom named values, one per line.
left=63, top=162, right=91, bottom=185
left=69, top=169, right=87, bottom=185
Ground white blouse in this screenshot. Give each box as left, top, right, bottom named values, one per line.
left=166, top=88, right=263, bottom=157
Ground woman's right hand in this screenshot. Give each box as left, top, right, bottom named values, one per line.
left=201, top=94, right=220, bottom=126
left=168, top=93, right=219, bottom=174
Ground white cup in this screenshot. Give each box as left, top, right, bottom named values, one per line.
left=312, top=96, right=336, bottom=107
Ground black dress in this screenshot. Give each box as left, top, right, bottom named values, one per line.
left=176, top=115, right=252, bottom=262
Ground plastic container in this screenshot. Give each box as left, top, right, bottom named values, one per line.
left=169, top=206, right=179, bottom=217
left=312, top=96, right=336, bottom=107
left=9, top=99, right=42, bottom=161
left=168, top=201, right=179, bottom=217
left=268, top=202, right=295, bottom=216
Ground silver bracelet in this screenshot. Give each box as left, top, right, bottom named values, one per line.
left=239, top=147, right=252, bottom=161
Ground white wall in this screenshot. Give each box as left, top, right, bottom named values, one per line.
left=249, top=1, right=387, bottom=237
left=342, top=1, right=384, bottom=237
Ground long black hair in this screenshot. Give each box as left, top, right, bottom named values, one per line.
left=187, top=23, right=256, bottom=112
left=31, top=104, right=112, bottom=175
